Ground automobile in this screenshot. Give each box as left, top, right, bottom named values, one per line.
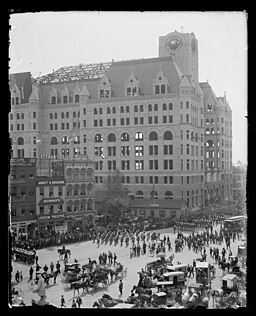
left=221, top=273, right=238, bottom=294
left=166, top=264, right=187, bottom=276
left=160, top=271, right=185, bottom=286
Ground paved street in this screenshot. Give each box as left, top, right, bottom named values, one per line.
left=11, top=224, right=244, bottom=308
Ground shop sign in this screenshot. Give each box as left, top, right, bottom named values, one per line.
left=150, top=204, right=159, bottom=207
left=39, top=197, right=64, bottom=204
left=37, top=213, right=66, bottom=221
left=37, top=179, right=66, bottom=186
left=10, top=158, right=36, bottom=167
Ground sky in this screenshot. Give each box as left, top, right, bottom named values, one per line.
left=9, top=11, right=248, bottom=164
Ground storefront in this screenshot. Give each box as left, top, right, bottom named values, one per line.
left=37, top=213, right=67, bottom=233
left=11, top=220, right=37, bottom=241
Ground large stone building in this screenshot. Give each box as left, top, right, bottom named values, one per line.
left=233, top=161, right=246, bottom=203
left=9, top=30, right=232, bottom=213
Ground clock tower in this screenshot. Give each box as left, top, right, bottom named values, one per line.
left=159, top=30, right=199, bottom=83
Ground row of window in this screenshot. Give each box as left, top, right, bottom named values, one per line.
left=10, top=173, right=35, bottom=180
left=10, top=123, right=37, bottom=132
left=10, top=186, right=35, bottom=197
left=93, top=103, right=174, bottom=115
left=10, top=112, right=37, bottom=120
left=205, top=117, right=229, bottom=125
left=206, top=139, right=232, bottom=148
left=49, top=111, right=82, bottom=119
left=93, top=115, right=174, bottom=127
left=50, top=94, right=80, bottom=104
left=11, top=207, right=35, bottom=217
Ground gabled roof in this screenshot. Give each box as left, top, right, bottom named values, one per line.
left=80, top=84, right=90, bottom=96
left=29, top=87, right=39, bottom=101
left=154, top=66, right=167, bottom=81
left=50, top=84, right=58, bottom=95
left=130, top=198, right=185, bottom=209
left=73, top=83, right=81, bottom=93
left=179, top=75, right=191, bottom=88
left=125, top=70, right=139, bottom=84
left=62, top=83, right=69, bottom=94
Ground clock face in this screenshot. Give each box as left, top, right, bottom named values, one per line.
left=166, top=36, right=183, bottom=51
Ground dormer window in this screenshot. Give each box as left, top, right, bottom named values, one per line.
left=125, top=71, right=139, bottom=97
left=51, top=96, right=56, bottom=104
left=153, top=67, right=168, bottom=95
left=75, top=94, right=80, bottom=103
left=98, top=74, right=112, bottom=98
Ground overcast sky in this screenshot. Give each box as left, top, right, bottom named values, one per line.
left=9, top=11, right=247, bottom=164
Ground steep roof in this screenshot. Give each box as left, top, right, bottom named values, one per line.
left=130, top=198, right=185, bottom=209
left=105, top=57, right=182, bottom=96
left=9, top=72, right=32, bottom=104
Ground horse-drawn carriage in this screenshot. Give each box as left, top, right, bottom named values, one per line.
left=109, top=263, right=127, bottom=281
left=195, top=261, right=210, bottom=286
left=175, top=239, right=183, bottom=252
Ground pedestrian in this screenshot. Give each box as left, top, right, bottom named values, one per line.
left=29, top=266, right=34, bottom=281
left=15, top=270, right=20, bottom=283
left=71, top=299, right=77, bottom=308
left=35, top=255, right=39, bottom=265
left=49, top=262, right=54, bottom=274
left=113, top=253, right=117, bottom=265
left=119, top=279, right=123, bottom=296
left=20, top=271, right=23, bottom=282
left=56, top=261, right=61, bottom=275
left=76, top=295, right=82, bottom=308
left=43, top=264, right=48, bottom=273
left=193, top=259, right=196, bottom=272
left=60, top=295, right=66, bottom=308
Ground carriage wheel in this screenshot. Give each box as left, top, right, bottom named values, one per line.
left=28, top=280, right=35, bottom=290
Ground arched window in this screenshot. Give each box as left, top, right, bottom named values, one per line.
left=169, top=103, right=173, bottom=110
left=73, top=111, right=76, bottom=118
left=16, top=113, right=20, bottom=120
left=134, top=105, right=138, bottom=112
left=21, top=113, right=24, bottom=119
left=99, top=108, right=103, bottom=115
left=94, top=108, right=97, bottom=115
left=74, top=199, right=79, bottom=211
left=67, top=168, right=72, bottom=180
left=121, top=132, right=130, bottom=141
left=150, top=191, right=158, bottom=199
left=154, top=104, right=158, bottom=111
left=120, top=106, right=124, bottom=113
left=191, top=131, right=194, bottom=141
left=165, top=191, right=173, bottom=199
left=136, top=191, right=144, bottom=199
left=207, top=140, right=214, bottom=147
left=80, top=168, right=86, bottom=180
left=140, top=105, right=144, bottom=112
left=80, top=184, right=86, bottom=195
left=112, top=107, right=116, bottom=114
left=67, top=185, right=72, bottom=197
left=66, top=200, right=72, bottom=212
left=17, top=137, right=24, bottom=145
left=163, top=131, right=173, bottom=140
left=162, top=103, right=167, bottom=111
left=126, top=106, right=130, bottom=113
left=107, top=107, right=111, bottom=114
left=62, top=136, right=69, bottom=145
left=206, top=119, right=210, bottom=125
left=149, top=131, right=158, bottom=141
left=135, top=132, right=143, bottom=141
left=74, top=168, right=79, bottom=180
left=195, top=132, right=198, bottom=142
left=95, top=134, right=103, bottom=142
left=51, top=137, right=58, bottom=145
left=74, top=184, right=79, bottom=196
left=148, top=104, right=152, bottom=111
left=108, top=133, right=116, bottom=142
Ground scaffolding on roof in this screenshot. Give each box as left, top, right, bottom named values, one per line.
left=35, top=61, right=113, bottom=84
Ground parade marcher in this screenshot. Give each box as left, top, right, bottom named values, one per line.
left=43, top=264, right=48, bottom=273
left=76, top=295, right=82, bottom=308
left=19, top=271, right=23, bottom=282
left=60, top=295, right=66, bottom=308
left=35, top=255, right=39, bottom=265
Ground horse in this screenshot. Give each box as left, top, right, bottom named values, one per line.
left=57, top=249, right=71, bottom=259
left=42, top=271, right=58, bottom=286
left=71, top=280, right=89, bottom=296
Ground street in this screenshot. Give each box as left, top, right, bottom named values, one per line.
left=11, top=224, right=244, bottom=308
